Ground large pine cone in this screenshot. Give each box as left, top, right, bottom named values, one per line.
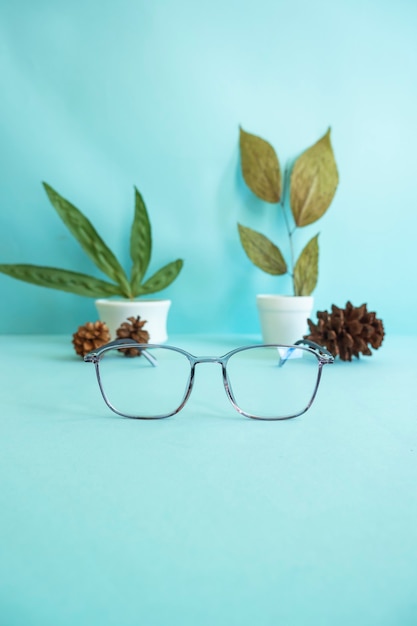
left=72, top=321, right=110, bottom=357
left=116, top=316, right=150, bottom=357
left=304, top=301, right=385, bottom=361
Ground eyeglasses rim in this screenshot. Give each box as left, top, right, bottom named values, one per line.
left=84, top=339, right=334, bottom=420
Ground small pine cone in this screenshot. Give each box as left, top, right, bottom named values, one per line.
left=304, top=301, right=385, bottom=361
left=72, top=321, right=110, bottom=357
left=116, top=316, right=150, bottom=357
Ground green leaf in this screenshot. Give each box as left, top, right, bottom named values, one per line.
left=293, top=234, right=319, bottom=296
left=129, top=187, right=152, bottom=295
left=238, top=224, right=287, bottom=275
left=0, top=264, right=124, bottom=297
left=136, top=259, right=183, bottom=296
left=290, top=128, right=339, bottom=227
left=239, top=127, right=282, bottom=203
left=42, top=182, right=131, bottom=297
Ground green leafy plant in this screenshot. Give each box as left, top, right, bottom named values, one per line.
left=238, top=127, right=339, bottom=296
left=0, top=183, right=183, bottom=298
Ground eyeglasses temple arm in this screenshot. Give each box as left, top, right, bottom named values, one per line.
left=278, top=339, right=334, bottom=367
left=84, top=338, right=158, bottom=367
left=294, top=338, right=334, bottom=363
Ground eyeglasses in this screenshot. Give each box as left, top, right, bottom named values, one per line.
left=84, top=339, right=333, bottom=420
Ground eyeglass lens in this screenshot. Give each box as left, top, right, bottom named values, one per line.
left=98, top=346, right=191, bottom=418
left=96, top=345, right=320, bottom=419
left=226, top=346, right=319, bottom=419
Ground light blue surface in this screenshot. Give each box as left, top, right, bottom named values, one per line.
left=1, top=334, right=416, bottom=625
left=1, top=0, right=417, bottom=335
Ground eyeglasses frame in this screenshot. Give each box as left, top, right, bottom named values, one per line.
left=84, top=338, right=334, bottom=421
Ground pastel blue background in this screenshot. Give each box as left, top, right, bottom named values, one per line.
left=1, top=0, right=416, bottom=335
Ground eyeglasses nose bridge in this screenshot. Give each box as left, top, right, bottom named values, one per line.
left=190, top=355, right=229, bottom=383
left=192, top=356, right=225, bottom=366
left=190, top=356, right=232, bottom=400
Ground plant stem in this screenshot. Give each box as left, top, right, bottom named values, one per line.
left=281, top=164, right=296, bottom=295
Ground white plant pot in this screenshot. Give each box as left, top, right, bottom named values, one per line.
left=256, top=295, right=314, bottom=345
left=95, top=299, right=171, bottom=343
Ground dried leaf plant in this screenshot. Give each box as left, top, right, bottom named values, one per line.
left=238, top=127, right=339, bottom=296
left=0, top=183, right=183, bottom=299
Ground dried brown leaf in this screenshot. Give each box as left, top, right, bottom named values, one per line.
left=293, top=234, right=319, bottom=296
left=290, top=129, right=339, bottom=227
left=239, top=127, right=281, bottom=203
left=238, top=224, right=287, bottom=275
